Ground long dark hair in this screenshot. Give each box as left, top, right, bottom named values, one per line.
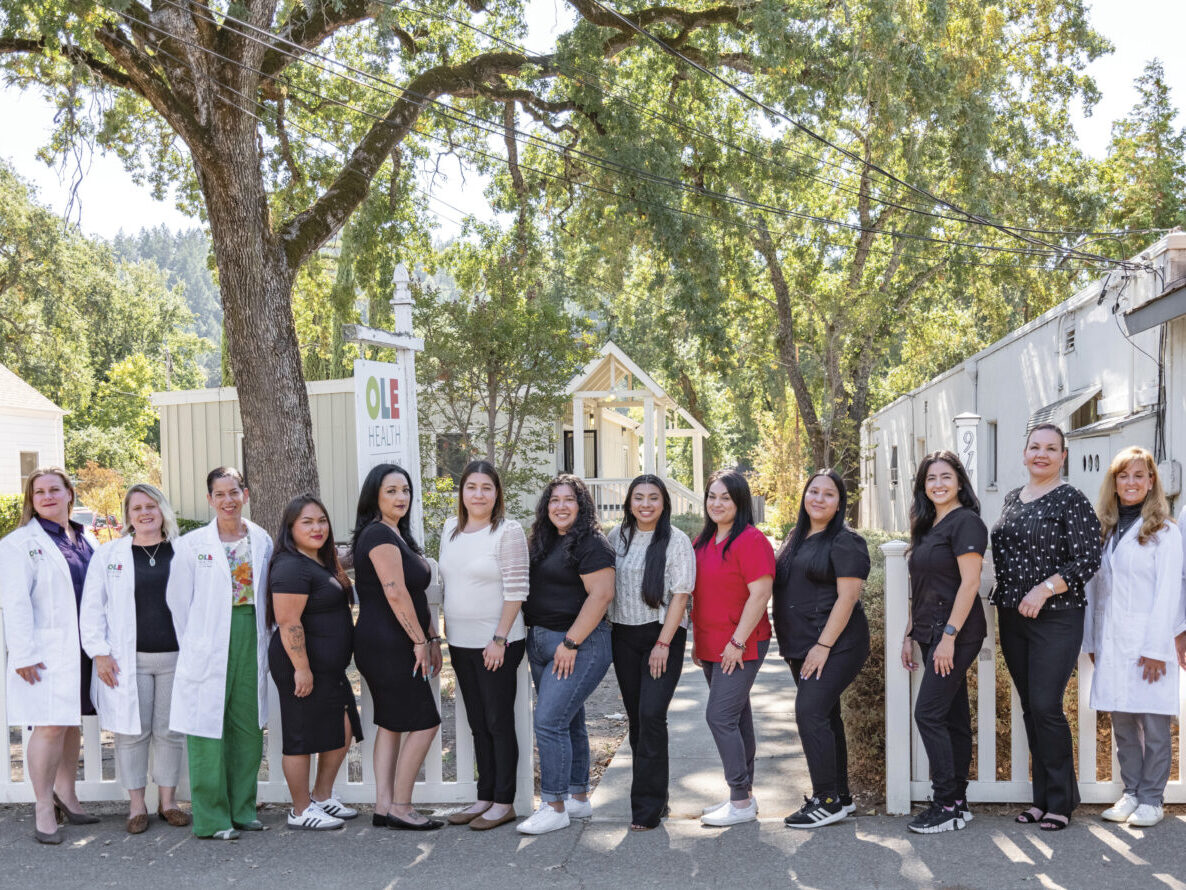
left=909, top=451, right=980, bottom=549
left=693, top=468, right=755, bottom=558
left=451, top=460, right=505, bottom=541
left=775, top=468, right=848, bottom=582
left=268, top=494, right=352, bottom=627
left=352, top=463, right=422, bottom=554
left=618, top=474, right=672, bottom=610
left=528, top=474, right=601, bottom=567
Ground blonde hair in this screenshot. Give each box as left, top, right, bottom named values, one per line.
left=20, top=467, right=75, bottom=526
left=1096, top=446, right=1172, bottom=546
left=122, top=483, right=181, bottom=542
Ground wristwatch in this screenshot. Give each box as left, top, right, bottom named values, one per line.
left=943, top=624, right=958, bottom=637
left=492, top=635, right=507, bottom=647
left=563, top=637, right=580, bottom=651
left=1043, top=580, right=1056, bottom=596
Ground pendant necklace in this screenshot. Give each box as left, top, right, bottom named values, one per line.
left=137, top=541, right=163, bottom=567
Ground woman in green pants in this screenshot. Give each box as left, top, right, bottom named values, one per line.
left=166, top=467, right=274, bottom=839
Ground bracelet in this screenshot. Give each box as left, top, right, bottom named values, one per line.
left=816, top=641, right=833, bottom=649
left=654, top=640, right=670, bottom=650
left=728, top=637, right=745, bottom=651
left=428, top=636, right=442, bottom=646
left=414, top=638, right=429, bottom=646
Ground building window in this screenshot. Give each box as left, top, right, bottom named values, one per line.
left=987, top=423, right=998, bottom=487
left=1063, top=325, right=1076, bottom=354
left=1070, top=395, right=1099, bottom=430
left=435, top=434, right=471, bottom=482
left=19, top=451, right=38, bottom=489
left=890, top=446, right=899, bottom=486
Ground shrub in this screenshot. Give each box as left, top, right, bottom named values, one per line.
left=177, top=517, right=206, bottom=534
left=0, top=494, right=22, bottom=537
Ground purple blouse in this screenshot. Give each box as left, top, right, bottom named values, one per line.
left=36, top=516, right=94, bottom=604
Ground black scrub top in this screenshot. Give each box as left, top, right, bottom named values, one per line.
left=773, top=527, right=870, bottom=659
left=907, top=507, right=988, bottom=646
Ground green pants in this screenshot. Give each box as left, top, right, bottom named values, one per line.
left=187, top=605, right=263, bottom=836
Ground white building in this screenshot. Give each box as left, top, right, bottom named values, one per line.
left=860, top=232, right=1186, bottom=530
left=0, top=363, right=66, bottom=495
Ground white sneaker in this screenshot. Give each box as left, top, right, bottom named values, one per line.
left=565, top=797, right=593, bottom=820
left=1101, top=793, right=1138, bottom=823
left=1127, top=804, right=1163, bottom=827
left=311, top=793, right=358, bottom=820
left=517, top=804, right=571, bottom=835
left=700, top=799, right=758, bottom=827
left=287, top=804, right=345, bottom=831
left=702, top=795, right=758, bottom=815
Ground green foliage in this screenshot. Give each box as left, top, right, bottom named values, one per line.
left=0, top=494, right=22, bottom=537
left=176, top=517, right=206, bottom=535
left=421, top=475, right=457, bottom=558
left=64, top=424, right=154, bottom=479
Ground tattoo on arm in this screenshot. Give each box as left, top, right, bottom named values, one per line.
left=283, top=624, right=307, bottom=657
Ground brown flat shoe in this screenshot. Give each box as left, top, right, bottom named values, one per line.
left=447, top=804, right=491, bottom=825
left=158, top=806, right=192, bottom=827
left=127, top=813, right=149, bottom=834
left=470, top=809, right=516, bottom=831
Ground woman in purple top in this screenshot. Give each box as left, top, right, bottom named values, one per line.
left=0, top=468, right=100, bottom=844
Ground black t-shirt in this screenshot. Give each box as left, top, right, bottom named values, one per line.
left=132, top=541, right=178, bottom=653
left=524, top=531, right=615, bottom=632
left=908, top=507, right=988, bottom=646
left=353, top=522, right=432, bottom=634
left=773, top=527, right=870, bottom=659
left=268, top=550, right=355, bottom=674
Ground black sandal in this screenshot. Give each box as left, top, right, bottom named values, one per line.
left=1015, top=807, right=1043, bottom=824
left=1038, top=814, right=1070, bottom=831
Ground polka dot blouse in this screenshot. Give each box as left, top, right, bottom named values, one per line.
left=989, top=484, right=1102, bottom=611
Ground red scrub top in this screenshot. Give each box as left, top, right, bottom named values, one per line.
left=692, top=524, right=775, bottom=662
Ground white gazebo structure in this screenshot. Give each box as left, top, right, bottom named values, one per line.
left=562, top=342, right=708, bottom=520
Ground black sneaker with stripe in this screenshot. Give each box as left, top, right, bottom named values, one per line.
left=907, top=801, right=965, bottom=834
left=783, top=795, right=846, bottom=829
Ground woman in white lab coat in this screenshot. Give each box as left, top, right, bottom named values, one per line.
left=0, top=467, right=100, bottom=844
left=165, top=467, right=273, bottom=840
left=1084, top=447, right=1182, bottom=829
left=80, top=483, right=191, bottom=833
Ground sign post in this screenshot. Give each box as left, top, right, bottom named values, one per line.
left=344, top=264, right=426, bottom=542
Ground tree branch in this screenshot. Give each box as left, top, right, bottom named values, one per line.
left=260, top=0, right=376, bottom=80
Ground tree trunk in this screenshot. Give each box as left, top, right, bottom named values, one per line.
left=197, top=123, right=319, bottom=535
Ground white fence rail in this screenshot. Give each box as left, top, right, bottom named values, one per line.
left=882, top=540, right=1186, bottom=814
left=588, top=477, right=702, bottom=524
left=1, top=586, right=535, bottom=813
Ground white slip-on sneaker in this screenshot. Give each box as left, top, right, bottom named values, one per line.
left=1127, top=804, right=1163, bottom=828
left=565, top=797, right=593, bottom=820
left=287, top=804, right=345, bottom=831
left=311, top=794, right=358, bottom=820
left=701, top=799, right=758, bottom=827
left=702, top=795, right=758, bottom=815
left=517, top=804, right=571, bottom=835
left=1101, top=793, right=1138, bottom=823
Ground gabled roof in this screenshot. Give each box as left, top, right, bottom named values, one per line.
left=566, top=341, right=709, bottom=436
left=0, top=363, right=64, bottom=415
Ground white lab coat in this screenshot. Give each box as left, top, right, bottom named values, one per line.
left=0, top=520, right=99, bottom=726
left=1083, top=519, right=1182, bottom=715
left=165, top=519, right=272, bottom=739
left=79, top=536, right=151, bottom=735
left=1177, top=506, right=1186, bottom=639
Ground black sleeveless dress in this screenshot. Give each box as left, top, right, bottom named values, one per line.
left=352, top=522, right=440, bottom=731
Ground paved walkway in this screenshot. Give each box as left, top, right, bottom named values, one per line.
left=2, top=644, right=1185, bottom=888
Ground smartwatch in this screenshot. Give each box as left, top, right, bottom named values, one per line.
left=492, top=635, right=507, bottom=647
left=943, top=624, right=958, bottom=637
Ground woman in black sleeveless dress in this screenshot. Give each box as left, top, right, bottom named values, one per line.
left=351, top=464, right=444, bottom=831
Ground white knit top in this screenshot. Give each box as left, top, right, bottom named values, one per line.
left=439, top=517, right=529, bottom=648
left=605, top=524, right=696, bottom=627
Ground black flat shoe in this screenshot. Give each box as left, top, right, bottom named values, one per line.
left=53, top=793, right=99, bottom=825
left=385, top=812, right=444, bottom=831
left=372, top=813, right=389, bottom=827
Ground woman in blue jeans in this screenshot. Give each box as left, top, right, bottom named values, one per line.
left=518, top=474, right=615, bottom=835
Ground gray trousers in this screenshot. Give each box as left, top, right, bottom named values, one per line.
left=702, top=640, right=769, bottom=801
left=1112, top=711, right=1172, bottom=806
left=114, top=651, right=184, bottom=790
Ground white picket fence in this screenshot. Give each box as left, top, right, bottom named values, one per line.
left=0, top=584, right=536, bottom=813
left=882, top=540, right=1186, bottom=814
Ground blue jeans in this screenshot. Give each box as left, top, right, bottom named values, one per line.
left=527, top=622, right=613, bottom=802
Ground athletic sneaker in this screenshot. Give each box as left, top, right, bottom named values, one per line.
left=1101, top=793, right=1138, bottom=823
left=783, top=795, right=846, bottom=829
left=701, top=799, right=758, bottom=827
left=565, top=797, right=593, bottom=820
left=312, top=793, right=358, bottom=820
left=702, top=795, right=758, bottom=815
left=517, top=804, right=570, bottom=835
left=1127, top=804, right=1163, bottom=827
left=287, top=804, right=345, bottom=831
left=907, top=801, right=965, bottom=834
left=953, top=799, right=973, bottom=823
left=840, top=794, right=856, bottom=815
